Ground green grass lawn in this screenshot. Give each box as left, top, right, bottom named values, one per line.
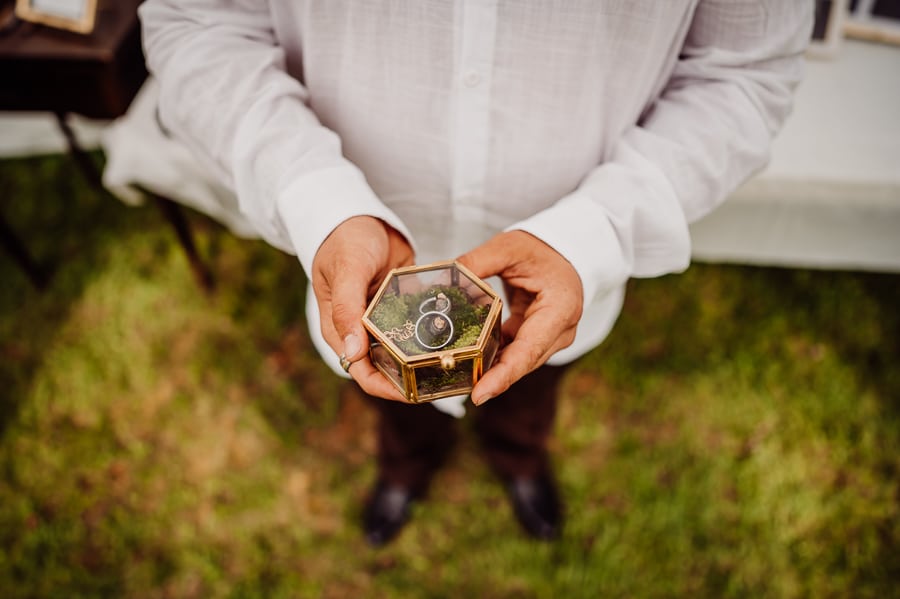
left=0, top=154, right=898, bottom=598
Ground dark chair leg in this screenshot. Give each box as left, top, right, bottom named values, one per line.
left=149, top=192, right=215, bottom=292
left=0, top=210, right=49, bottom=289
left=55, top=111, right=104, bottom=187
left=54, top=112, right=215, bottom=292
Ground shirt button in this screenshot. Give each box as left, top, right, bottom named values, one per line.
left=463, top=71, right=481, bottom=87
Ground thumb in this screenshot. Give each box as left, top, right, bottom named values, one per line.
left=328, top=275, right=370, bottom=362
left=456, top=233, right=511, bottom=280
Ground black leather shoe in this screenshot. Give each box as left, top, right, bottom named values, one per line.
left=506, top=472, right=563, bottom=540
left=362, top=479, right=419, bottom=546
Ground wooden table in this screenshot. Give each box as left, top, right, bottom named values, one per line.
left=0, top=0, right=212, bottom=290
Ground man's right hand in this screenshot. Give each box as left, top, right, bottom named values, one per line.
left=311, top=215, right=414, bottom=401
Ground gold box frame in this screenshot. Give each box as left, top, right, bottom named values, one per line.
left=362, top=260, right=502, bottom=403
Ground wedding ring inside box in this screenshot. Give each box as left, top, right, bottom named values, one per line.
left=362, top=261, right=503, bottom=403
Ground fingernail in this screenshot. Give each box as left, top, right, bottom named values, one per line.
left=473, top=393, right=492, bottom=406
left=343, top=334, right=361, bottom=358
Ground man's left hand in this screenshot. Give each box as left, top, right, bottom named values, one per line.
left=457, top=230, right=583, bottom=405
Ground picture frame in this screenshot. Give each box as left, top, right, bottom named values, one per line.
left=809, top=0, right=848, bottom=59
left=845, top=0, right=900, bottom=46
left=15, top=0, right=98, bottom=34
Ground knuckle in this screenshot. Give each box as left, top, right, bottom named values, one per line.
left=330, top=301, right=356, bottom=326
left=523, top=340, right=545, bottom=369
left=560, top=328, right=577, bottom=349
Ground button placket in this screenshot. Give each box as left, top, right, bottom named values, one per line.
left=451, top=0, right=497, bottom=220
left=463, top=70, right=482, bottom=87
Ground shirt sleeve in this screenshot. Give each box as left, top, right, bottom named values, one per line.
left=139, top=0, right=415, bottom=276
left=508, top=1, right=813, bottom=305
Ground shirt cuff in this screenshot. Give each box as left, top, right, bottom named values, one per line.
left=276, top=165, right=416, bottom=277
left=505, top=190, right=632, bottom=308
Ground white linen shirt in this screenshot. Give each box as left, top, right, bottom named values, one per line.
left=140, top=0, right=812, bottom=368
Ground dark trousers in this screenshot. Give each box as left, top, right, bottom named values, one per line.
left=362, top=364, right=568, bottom=491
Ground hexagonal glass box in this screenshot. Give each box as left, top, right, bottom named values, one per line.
left=362, top=260, right=503, bottom=403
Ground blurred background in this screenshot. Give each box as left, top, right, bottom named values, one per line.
left=1, top=1, right=898, bottom=596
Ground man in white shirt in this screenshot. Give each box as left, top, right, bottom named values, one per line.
left=140, top=1, right=813, bottom=545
